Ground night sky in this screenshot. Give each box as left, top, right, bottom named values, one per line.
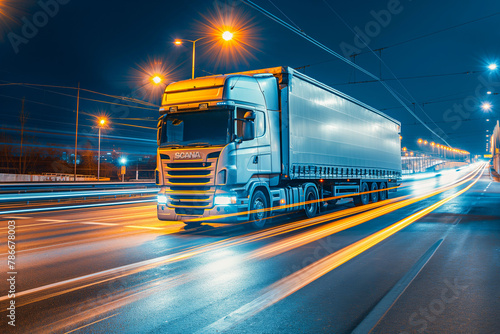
left=1, top=0, right=499, bottom=158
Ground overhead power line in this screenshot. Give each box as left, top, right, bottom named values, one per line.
left=321, top=0, right=449, bottom=142
left=241, top=0, right=452, bottom=146
left=331, top=70, right=482, bottom=86
left=0, top=81, right=160, bottom=109
left=353, top=11, right=500, bottom=57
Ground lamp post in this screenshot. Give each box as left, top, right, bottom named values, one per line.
left=174, top=37, right=205, bottom=80
left=97, top=118, right=107, bottom=181
left=120, top=157, right=127, bottom=183
left=174, top=31, right=233, bottom=79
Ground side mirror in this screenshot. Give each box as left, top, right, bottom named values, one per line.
left=157, top=119, right=163, bottom=146
left=242, top=111, right=255, bottom=141
left=242, top=120, right=255, bottom=141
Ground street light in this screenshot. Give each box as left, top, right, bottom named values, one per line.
left=174, top=37, right=205, bottom=79
left=488, top=63, right=498, bottom=70
left=222, top=31, right=233, bottom=41
left=174, top=30, right=233, bottom=79
left=152, top=76, right=162, bottom=84
left=481, top=102, right=492, bottom=111
left=120, top=157, right=127, bottom=182
left=97, top=118, right=107, bottom=181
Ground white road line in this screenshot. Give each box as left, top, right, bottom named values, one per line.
left=352, top=239, right=443, bottom=333
left=38, top=219, right=70, bottom=222
left=0, top=220, right=73, bottom=230
left=3, top=216, right=32, bottom=220
left=124, top=225, right=163, bottom=230
left=79, top=222, right=120, bottom=226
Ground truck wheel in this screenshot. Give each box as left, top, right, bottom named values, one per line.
left=354, top=182, right=369, bottom=206
left=379, top=182, right=387, bottom=201
left=370, top=182, right=379, bottom=203
left=304, top=186, right=318, bottom=218
left=248, top=190, right=268, bottom=229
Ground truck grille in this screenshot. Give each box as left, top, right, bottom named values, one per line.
left=164, top=161, right=216, bottom=212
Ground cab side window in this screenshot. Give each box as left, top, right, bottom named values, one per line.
left=235, top=108, right=266, bottom=138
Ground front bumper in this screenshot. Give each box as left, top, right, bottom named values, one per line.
left=157, top=201, right=249, bottom=223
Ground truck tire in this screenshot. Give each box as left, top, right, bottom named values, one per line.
left=379, top=182, right=388, bottom=201
left=354, top=182, right=369, bottom=206
left=370, top=182, right=379, bottom=203
left=247, top=190, right=269, bottom=229
left=304, top=186, right=318, bottom=218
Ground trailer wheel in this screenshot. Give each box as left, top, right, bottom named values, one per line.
left=247, top=190, right=268, bottom=229
left=379, top=182, right=388, bottom=201
left=304, top=186, right=318, bottom=218
left=370, top=182, right=379, bottom=203
left=354, top=182, right=369, bottom=206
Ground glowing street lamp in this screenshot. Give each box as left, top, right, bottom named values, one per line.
left=97, top=118, right=107, bottom=181
left=488, top=63, right=497, bottom=70
left=175, top=30, right=234, bottom=79
left=481, top=102, right=492, bottom=111
left=222, top=31, right=233, bottom=41
left=152, top=76, right=162, bottom=84
left=119, top=157, right=127, bottom=182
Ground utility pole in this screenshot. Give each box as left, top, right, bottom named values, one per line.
left=74, top=82, right=80, bottom=181
left=19, top=98, right=26, bottom=174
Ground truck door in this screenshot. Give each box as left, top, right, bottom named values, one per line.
left=234, top=107, right=271, bottom=184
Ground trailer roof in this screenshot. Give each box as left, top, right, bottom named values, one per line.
left=227, top=66, right=400, bottom=126
left=163, top=66, right=400, bottom=126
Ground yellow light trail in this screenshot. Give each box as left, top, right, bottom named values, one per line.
left=2, top=166, right=481, bottom=309
left=200, top=164, right=486, bottom=333
left=250, top=165, right=483, bottom=259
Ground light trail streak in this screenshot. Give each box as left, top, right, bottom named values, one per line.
left=250, top=165, right=483, bottom=259
left=0, top=166, right=480, bottom=311
left=186, top=163, right=479, bottom=226
left=0, top=199, right=156, bottom=215
left=0, top=188, right=158, bottom=202
left=199, top=164, right=486, bottom=333
left=64, top=313, right=120, bottom=334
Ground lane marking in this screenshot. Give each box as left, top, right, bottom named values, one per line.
left=64, top=313, right=120, bottom=334
left=38, top=219, right=69, bottom=222
left=124, top=225, right=163, bottom=230
left=3, top=216, right=32, bottom=220
left=79, top=222, right=120, bottom=226
left=198, top=165, right=485, bottom=333
left=0, top=220, right=74, bottom=230
left=352, top=239, right=443, bottom=334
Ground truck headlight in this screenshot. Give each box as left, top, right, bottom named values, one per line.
left=157, top=195, right=167, bottom=204
left=214, top=195, right=237, bottom=205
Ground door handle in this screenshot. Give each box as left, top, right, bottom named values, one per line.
left=253, top=156, right=259, bottom=164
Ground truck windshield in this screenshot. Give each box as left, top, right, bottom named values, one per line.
left=160, top=109, right=232, bottom=147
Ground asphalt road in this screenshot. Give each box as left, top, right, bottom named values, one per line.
left=0, top=163, right=498, bottom=333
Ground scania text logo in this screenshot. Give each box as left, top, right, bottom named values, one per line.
left=174, top=152, right=201, bottom=159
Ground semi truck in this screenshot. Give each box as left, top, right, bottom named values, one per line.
left=155, top=66, right=401, bottom=228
